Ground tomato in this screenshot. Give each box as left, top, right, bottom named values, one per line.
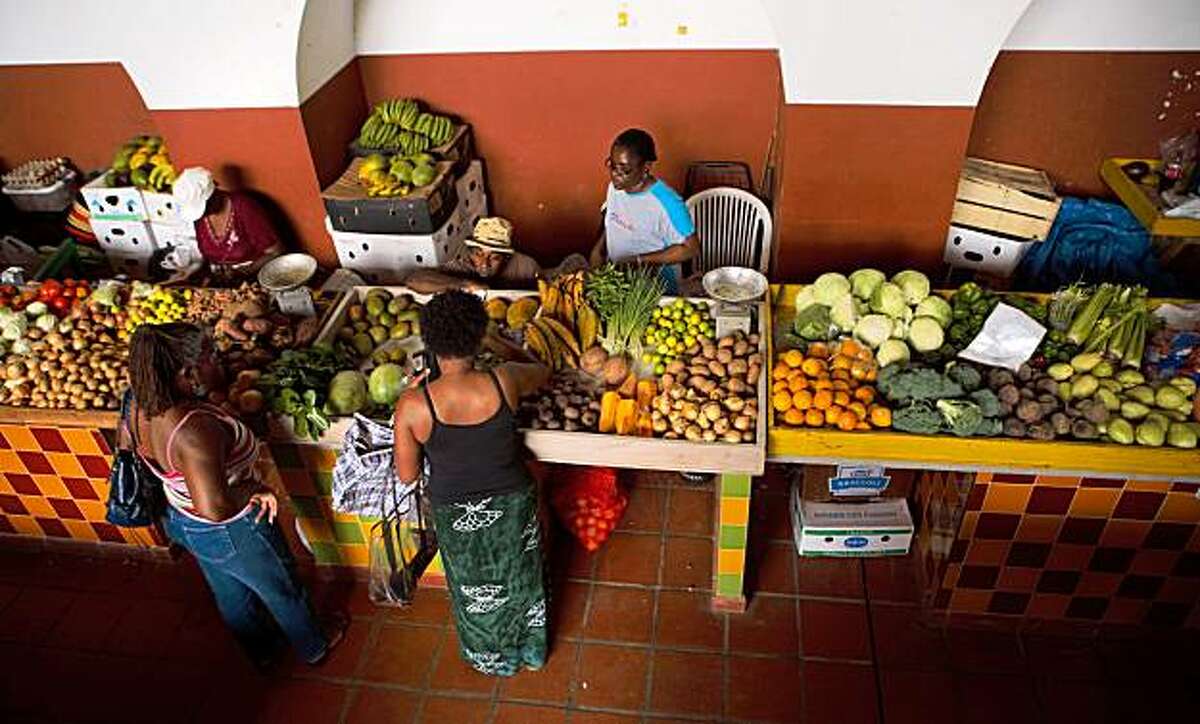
left=50, top=296, right=71, bottom=315
left=0, top=295, right=9, bottom=308
left=63, top=278, right=76, bottom=288
left=0, top=285, right=15, bottom=296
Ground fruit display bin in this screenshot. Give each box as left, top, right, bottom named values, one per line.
left=2, top=171, right=77, bottom=214
left=323, top=158, right=458, bottom=235
left=349, top=123, right=475, bottom=176
left=766, top=284, right=1200, bottom=481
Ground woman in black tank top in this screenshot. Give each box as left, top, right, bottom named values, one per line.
left=393, top=291, right=552, bottom=676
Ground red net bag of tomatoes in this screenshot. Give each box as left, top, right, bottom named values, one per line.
left=550, top=466, right=627, bottom=552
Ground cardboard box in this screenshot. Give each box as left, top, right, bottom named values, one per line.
left=792, top=492, right=913, bottom=557
left=943, top=224, right=1033, bottom=278
left=795, top=465, right=913, bottom=502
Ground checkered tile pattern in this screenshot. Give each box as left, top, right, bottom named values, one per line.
left=0, top=423, right=161, bottom=548
left=715, top=473, right=751, bottom=606
left=922, top=471, right=1200, bottom=629
left=269, top=442, right=445, bottom=584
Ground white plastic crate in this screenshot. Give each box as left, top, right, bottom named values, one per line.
left=2, top=171, right=77, bottom=213
left=104, top=251, right=152, bottom=280
left=943, top=224, right=1037, bottom=278
left=90, top=219, right=157, bottom=257
left=81, top=176, right=147, bottom=221
left=144, top=191, right=184, bottom=224
left=150, top=222, right=199, bottom=255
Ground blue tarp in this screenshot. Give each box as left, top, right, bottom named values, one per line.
left=1017, top=197, right=1182, bottom=296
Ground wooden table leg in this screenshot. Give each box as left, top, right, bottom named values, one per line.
left=711, top=471, right=752, bottom=613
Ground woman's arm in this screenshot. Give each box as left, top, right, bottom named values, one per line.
left=589, top=226, right=608, bottom=268
left=483, top=327, right=540, bottom=364
left=633, top=234, right=699, bottom=265
left=404, top=269, right=485, bottom=294
left=392, top=391, right=426, bottom=483
left=498, top=361, right=551, bottom=406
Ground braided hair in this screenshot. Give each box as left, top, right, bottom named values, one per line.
left=128, top=323, right=205, bottom=417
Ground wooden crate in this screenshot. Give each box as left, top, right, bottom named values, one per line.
left=952, top=157, right=1062, bottom=241
left=1099, top=157, right=1200, bottom=239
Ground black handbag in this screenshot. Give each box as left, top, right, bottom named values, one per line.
left=105, top=389, right=163, bottom=527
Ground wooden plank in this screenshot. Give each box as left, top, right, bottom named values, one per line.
left=952, top=201, right=1056, bottom=241
left=961, top=158, right=1057, bottom=199
left=1100, top=158, right=1200, bottom=238
left=0, top=406, right=119, bottom=429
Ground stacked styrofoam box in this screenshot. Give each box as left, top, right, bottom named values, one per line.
left=327, top=160, right=489, bottom=284
left=81, top=177, right=199, bottom=278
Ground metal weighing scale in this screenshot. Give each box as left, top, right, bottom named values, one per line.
left=702, top=266, right=769, bottom=338
left=258, top=253, right=318, bottom=317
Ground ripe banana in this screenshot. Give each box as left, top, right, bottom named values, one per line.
left=524, top=322, right=553, bottom=366
left=539, top=316, right=582, bottom=358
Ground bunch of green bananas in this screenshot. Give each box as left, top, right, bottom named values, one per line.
left=356, top=152, right=439, bottom=198
left=356, top=97, right=457, bottom=153
left=108, top=135, right=176, bottom=192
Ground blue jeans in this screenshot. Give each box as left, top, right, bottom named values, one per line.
left=163, top=504, right=327, bottom=663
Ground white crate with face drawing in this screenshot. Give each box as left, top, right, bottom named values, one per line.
left=943, top=225, right=1037, bottom=278
left=80, top=176, right=148, bottom=221
left=90, top=219, right=158, bottom=258
left=150, top=222, right=200, bottom=256
left=143, top=191, right=186, bottom=225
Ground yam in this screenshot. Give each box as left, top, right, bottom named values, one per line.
left=580, top=346, right=608, bottom=375
left=602, top=356, right=630, bottom=386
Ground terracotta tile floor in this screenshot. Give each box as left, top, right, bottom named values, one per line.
left=1, top=468, right=1197, bottom=723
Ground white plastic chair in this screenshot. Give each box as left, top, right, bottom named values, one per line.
left=685, top=187, right=773, bottom=276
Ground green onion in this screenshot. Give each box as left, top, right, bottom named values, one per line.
left=1067, top=283, right=1115, bottom=346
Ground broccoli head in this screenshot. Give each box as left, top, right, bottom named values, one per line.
left=936, top=399, right=985, bottom=437
left=891, top=400, right=944, bottom=435
left=877, top=365, right=964, bottom=403
left=944, top=362, right=982, bottom=392
left=968, top=388, right=1004, bottom=419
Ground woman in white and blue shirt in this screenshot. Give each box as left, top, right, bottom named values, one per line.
left=589, top=129, right=698, bottom=294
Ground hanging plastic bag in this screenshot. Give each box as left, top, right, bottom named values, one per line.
left=368, top=480, right=437, bottom=607
left=550, top=466, right=627, bottom=552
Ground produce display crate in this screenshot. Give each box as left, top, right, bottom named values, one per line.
left=349, top=123, right=475, bottom=176
left=323, top=158, right=457, bottom=235
left=766, top=285, right=1200, bottom=481
left=2, top=171, right=77, bottom=213
left=1099, top=157, right=1200, bottom=238
left=952, top=158, right=1062, bottom=241
left=80, top=175, right=149, bottom=221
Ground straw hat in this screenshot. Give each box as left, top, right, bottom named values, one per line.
left=463, top=217, right=515, bottom=254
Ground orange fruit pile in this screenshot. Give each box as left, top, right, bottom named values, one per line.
left=771, top=339, right=891, bottom=431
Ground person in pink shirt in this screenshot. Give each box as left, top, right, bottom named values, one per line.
left=173, top=167, right=284, bottom=280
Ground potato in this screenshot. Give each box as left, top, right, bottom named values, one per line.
left=717, top=335, right=735, bottom=349
left=723, top=431, right=743, bottom=444
left=666, top=359, right=687, bottom=376
left=733, top=340, right=749, bottom=357
left=716, top=348, right=734, bottom=365
left=697, top=414, right=712, bottom=431
left=659, top=373, right=676, bottom=392
left=702, top=402, right=723, bottom=422
left=713, top=418, right=731, bottom=435
left=727, top=359, right=749, bottom=377
left=723, top=396, right=747, bottom=413
left=684, top=424, right=704, bottom=441
left=741, top=430, right=755, bottom=443
left=702, top=429, right=718, bottom=443
left=707, top=361, right=727, bottom=377
left=733, top=415, right=752, bottom=431
left=726, top=378, right=748, bottom=394
left=747, top=364, right=761, bottom=386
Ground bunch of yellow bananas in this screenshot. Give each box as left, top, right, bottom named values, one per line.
left=525, top=272, right=600, bottom=369
left=118, top=135, right=176, bottom=192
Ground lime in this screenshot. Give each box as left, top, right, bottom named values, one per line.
left=675, top=342, right=685, bottom=353
left=673, top=320, right=686, bottom=332
left=656, top=343, right=670, bottom=355
left=674, top=298, right=687, bottom=308
left=687, top=312, right=701, bottom=325
left=683, top=334, right=696, bottom=347
left=654, top=363, right=666, bottom=375
left=664, top=336, right=677, bottom=347
left=651, top=308, right=661, bottom=319
left=642, top=353, right=654, bottom=364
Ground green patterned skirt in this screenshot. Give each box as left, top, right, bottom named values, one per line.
left=432, top=484, right=548, bottom=676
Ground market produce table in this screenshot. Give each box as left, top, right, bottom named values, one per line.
left=767, top=284, right=1200, bottom=628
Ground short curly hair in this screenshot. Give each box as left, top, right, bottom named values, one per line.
left=613, top=128, right=657, bottom=163
left=419, top=290, right=488, bottom=359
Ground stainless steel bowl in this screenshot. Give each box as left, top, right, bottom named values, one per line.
left=258, top=253, right=318, bottom=292
left=702, top=266, right=768, bottom=303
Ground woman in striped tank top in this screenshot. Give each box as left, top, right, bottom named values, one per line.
left=126, top=324, right=344, bottom=668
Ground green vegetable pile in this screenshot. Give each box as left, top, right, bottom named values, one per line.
left=877, top=362, right=1003, bottom=437
left=1065, top=283, right=1152, bottom=368
left=257, top=346, right=354, bottom=440
left=586, top=263, right=664, bottom=356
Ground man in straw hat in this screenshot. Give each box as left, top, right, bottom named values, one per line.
left=406, top=216, right=585, bottom=293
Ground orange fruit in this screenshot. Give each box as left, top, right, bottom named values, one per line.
left=837, top=413, right=859, bottom=431
left=832, top=369, right=851, bottom=382
left=831, top=380, right=851, bottom=391
left=807, top=342, right=829, bottom=359
left=788, top=376, right=809, bottom=393
left=812, top=377, right=833, bottom=391
left=853, top=387, right=875, bottom=404
left=772, top=362, right=790, bottom=381
left=839, top=339, right=863, bottom=358
left=831, top=354, right=853, bottom=371
left=847, top=401, right=868, bottom=420
left=824, top=405, right=844, bottom=426
left=833, top=390, right=851, bottom=408
left=813, top=390, right=834, bottom=410
left=801, top=358, right=826, bottom=377
left=870, top=406, right=892, bottom=428
left=783, top=349, right=804, bottom=368
left=855, top=420, right=872, bottom=430
left=792, top=389, right=813, bottom=410
left=804, top=409, right=825, bottom=427
left=772, top=380, right=790, bottom=396
left=772, top=390, right=793, bottom=412
left=783, top=407, right=806, bottom=426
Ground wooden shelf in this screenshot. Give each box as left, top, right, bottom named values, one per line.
left=0, top=406, right=119, bottom=429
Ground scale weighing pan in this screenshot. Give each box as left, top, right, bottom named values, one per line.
left=702, top=266, right=767, bottom=338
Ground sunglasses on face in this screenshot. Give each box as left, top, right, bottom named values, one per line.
left=605, top=157, right=640, bottom=177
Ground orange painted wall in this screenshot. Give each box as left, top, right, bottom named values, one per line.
left=151, top=109, right=335, bottom=267
left=357, top=50, right=782, bottom=265
left=0, top=63, right=155, bottom=173
left=300, top=60, right=368, bottom=188
left=968, top=50, right=1200, bottom=197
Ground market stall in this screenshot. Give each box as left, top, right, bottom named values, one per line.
left=768, top=279, right=1200, bottom=628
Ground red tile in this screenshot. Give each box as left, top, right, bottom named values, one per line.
left=661, top=536, right=712, bottom=590
left=312, top=578, right=383, bottom=620
left=751, top=542, right=797, bottom=594
left=594, top=532, right=661, bottom=586
left=36, top=516, right=71, bottom=538
left=1035, top=679, right=1108, bottom=724
left=29, top=427, right=70, bottom=453
left=362, top=624, right=443, bottom=686
left=417, top=694, right=492, bottom=724
left=574, top=643, right=649, bottom=711
left=729, top=595, right=798, bottom=655
left=75, top=453, right=111, bottom=479
left=587, top=585, right=654, bottom=643
left=311, top=616, right=370, bottom=678
left=492, top=702, right=567, bottom=724
left=47, top=593, right=126, bottom=651
left=104, top=597, right=188, bottom=657
left=752, top=489, right=794, bottom=543
left=648, top=650, right=723, bottom=716
left=871, top=604, right=949, bottom=671
left=666, top=487, right=714, bottom=537
left=345, top=688, right=419, bottom=724
left=551, top=581, right=589, bottom=639
left=805, top=661, right=880, bottom=724
left=497, top=641, right=578, bottom=705
left=864, top=555, right=922, bottom=603
left=47, top=497, right=84, bottom=520
left=1022, top=634, right=1103, bottom=681
left=430, top=630, right=501, bottom=695
left=553, top=536, right=595, bottom=580
left=617, top=484, right=666, bottom=532
left=801, top=600, right=872, bottom=660
left=1112, top=490, right=1165, bottom=520
left=16, top=451, right=53, bottom=475
left=0, top=587, right=75, bottom=644
left=654, top=589, right=725, bottom=651
left=881, top=669, right=955, bottom=724
left=569, top=713, right=640, bottom=724
left=4, top=473, right=38, bottom=495
left=952, top=674, right=1038, bottom=724
left=727, top=655, right=802, bottom=721
left=946, top=628, right=1026, bottom=675
left=797, top=556, right=865, bottom=598
left=257, top=679, right=349, bottom=724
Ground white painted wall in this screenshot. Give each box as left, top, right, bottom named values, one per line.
left=0, top=0, right=307, bottom=109
left=298, top=0, right=356, bottom=102
left=1004, top=0, right=1200, bottom=51
left=354, top=0, right=778, bottom=54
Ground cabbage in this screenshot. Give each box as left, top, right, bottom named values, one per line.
left=876, top=339, right=911, bottom=367
left=1, top=314, right=27, bottom=341
left=908, top=316, right=945, bottom=352
left=10, top=338, right=31, bottom=355
left=90, top=281, right=122, bottom=308
left=327, top=370, right=368, bottom=415
left=812, top=272, right=851, bottom=306
left=24, top=302, right=48, bottom=318
left=849, top=268, right=886, bottom=300
left=869, top=282, right=907, bottom=319
left=853, top=314, right=893, bottom=348
left=853, top=298, right=869, bottom=316
left=793, top=285, right=816, bottom=312
left=915, top=296, right=952, bottom=328
left=368, top=363, right=408, bottom=406
left=893, top=270, right=931, bottom=305
left=34, top=314, right=56, bottom=333
left=891, top=318, right=909, bottom=339
left=793, top=303, right=833, bottom=341
left=830, top=295, right=859, bottom=333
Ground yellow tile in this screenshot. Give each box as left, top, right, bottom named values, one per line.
left=1125, top=479, right=1172, bottom=492
left=975, top=472, right=993, bottom=484
left=340, top=545, right=369, bottom=567
left=1159, top=492, right=1200, bottom=523
left=298, top=519, right=332, bottom=543
left=0, top=450, right=24, bottom=474
left=8, top=516, right=44, bottom=536
left=0, top=425, right=38, bottom=451
left=19, top=496, right=55, bottom=518
left=1069, top=489, right=1120, bottom=518
left=61, top=429, right=100, bottom=455
left=0, top=475, right=11, bottom=494
left=46, top=452, right=86, bottom=480
left=1035, top=475, right=1082, bottom=488
left=62, top=520, right=99, bottom=541
left=32, top=474, right=68, bottom=499
left=983, top=484, right=1032, bottom=513
left=719, top=497, right=750, bottom=526
left=718, top=549, right=746, bottom=574
left=428, top=552, right=444, bottom=574
left=76, top=500, right=108, bottom=522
